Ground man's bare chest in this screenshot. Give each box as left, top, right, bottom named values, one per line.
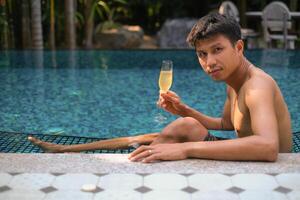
left=230, top=95, right=252, bottom=137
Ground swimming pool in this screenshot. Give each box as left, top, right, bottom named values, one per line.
left=0, top=50, right=299, bottom=140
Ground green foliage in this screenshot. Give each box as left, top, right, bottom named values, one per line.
left=123, top=0, right=212, bottom=34
left=3, top=0, right=298, bottom=49
left=75, top=11, right=85, bottom=29
left=0, top=0, right=8, bottom=49
left=96, top=0, right=128, bottom=31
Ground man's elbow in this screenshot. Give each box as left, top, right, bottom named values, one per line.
left=265, top=150, right=278, bottom=162
left=264, top=141, right=279, bottom=162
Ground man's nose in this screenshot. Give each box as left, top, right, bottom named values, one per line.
left=206, top=54, right=217, bottom=68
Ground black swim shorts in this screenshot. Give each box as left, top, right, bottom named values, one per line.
left=204, top=132, right=228, bottom=141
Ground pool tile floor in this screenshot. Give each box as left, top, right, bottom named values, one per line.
left=0, top=153, right=299, bottom=200
left=1, top=172, right=300, bottom=200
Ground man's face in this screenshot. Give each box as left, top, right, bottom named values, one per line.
left=195, top=34, right=243, bottom=81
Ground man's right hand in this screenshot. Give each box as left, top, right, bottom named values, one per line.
left=157, top=91, right=188, bottom=116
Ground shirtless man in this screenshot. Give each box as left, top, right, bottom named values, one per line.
left=28, top=13, right=292, bottom=162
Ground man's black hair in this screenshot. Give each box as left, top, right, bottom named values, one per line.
left=187, top=12, right=241, bottom=47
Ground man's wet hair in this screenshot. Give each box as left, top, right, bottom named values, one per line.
left=186, top=12, right=241, bottom=47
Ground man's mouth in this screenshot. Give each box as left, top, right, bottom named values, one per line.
left=208, top=68, right=222, bottom=76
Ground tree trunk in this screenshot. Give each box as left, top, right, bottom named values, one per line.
left=65, top=0, right=76, bottom=49
left=290, top=0, right=298, bottom=11
left=6, top=0, right=16, bottom=49
left=22, top=0, right=31, bottom=49
left=0, top=0, right=9, bottom=49
left=83, top=0, right=94, bottom=49
left=49, top=0, right=55, bottom=50
left=31, top=0, right=43, bottom=49
left=237, top=0, right=246, bottom=27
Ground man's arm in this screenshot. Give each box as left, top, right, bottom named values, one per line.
left=133, top=80, right=279, bottom=163
left=160, top=89, right=234, bottom=130
left=184, top=80, right=279, bottom=161
left=182, top=97, right=233, bottom=130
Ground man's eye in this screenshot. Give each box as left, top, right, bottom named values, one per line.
left=215, top=47, right=223, bottom=53
left=197, top=52, right=206, bottom=58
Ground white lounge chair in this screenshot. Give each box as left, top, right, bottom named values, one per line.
left=219, top=1, right=259, bottom=49
left=261, top=1, right=298, bottom=49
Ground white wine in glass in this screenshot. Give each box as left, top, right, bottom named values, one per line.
left=159, top=60, right=173, bottom=93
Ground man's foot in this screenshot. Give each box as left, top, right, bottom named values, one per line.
left=28, top=136, right=64, bottom=153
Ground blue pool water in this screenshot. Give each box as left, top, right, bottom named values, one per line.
left=0, top=50, right=299, bottom=139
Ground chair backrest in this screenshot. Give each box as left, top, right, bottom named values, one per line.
left=262, top=1, right=292, bottom=31
left=219, top=1, right=240, bottom=22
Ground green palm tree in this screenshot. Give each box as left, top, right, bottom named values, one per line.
left=83, top=0, right=92, bottom=48
left=0, top=0, right=9, bottom=49
left=65, top=0, right=76, bottom=49
left=31, top=0, right=43, bottom=49
left=21, top=0, right=31, bottom=49
left=49, top=0, right=55, bottom=50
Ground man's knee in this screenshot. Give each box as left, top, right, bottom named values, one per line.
left=162, top=117, right=204, bottom=138
left=180, top=117, right=208, bottom=140
left=180, top=117, right=202, bottom=127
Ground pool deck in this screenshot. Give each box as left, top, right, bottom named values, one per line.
left=0, top=153, right=300, bottom=200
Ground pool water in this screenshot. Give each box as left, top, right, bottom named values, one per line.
left=0, top=50, right=299, bottom=139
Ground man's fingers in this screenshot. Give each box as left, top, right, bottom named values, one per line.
left=166, top=90, right=179, bottom=98
left=162, top=94, right=179, bottom=104
left=158, top=97, right=165, bottom=104
left=158, top=90, right=178, bottom=103
left=130, top=150, right=149, bottom=162
left=130, top=148, right=154, bottom=162
left=142, top=153, right=161, bottom=163
left=129, top=145, right=149, bottom=158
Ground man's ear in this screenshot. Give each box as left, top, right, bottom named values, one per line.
left=236, top=39, right=244, bottom=54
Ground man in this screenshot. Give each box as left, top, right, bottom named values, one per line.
left=28, top=13, right=292, bottom=162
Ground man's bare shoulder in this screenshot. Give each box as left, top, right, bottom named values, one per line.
left=245, top=66, right=277, bottom=92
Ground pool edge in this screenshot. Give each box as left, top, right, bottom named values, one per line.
left=1, top=153, right=299, bottom=173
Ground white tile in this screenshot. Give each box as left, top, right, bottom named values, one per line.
left=188, top=174, right=232, bottom=190
left=287, top=190, right=300, bottom=200
left=276, top=173, right=300, bottom=190
left=232, top=174, right=278, bottom=190
left=0, top=173, right=12, bottom=186
left=9, top=173, right=55, bottom=190
left=99, top=174, right=142, bottom=190
left=94, top=190, right=141, bottom=200
left=0, top=189, right=45, bottom=200
left=192, top=190, right=240, bottom=200
left=144, top=174, right=187, bottom=190
left=143, top=190, right=190, bottom=200
left=240, top=190, right=288, bottom=200
left=44, top=190, right=94, bottom=200
left=53, top=173, right=99, bottom=190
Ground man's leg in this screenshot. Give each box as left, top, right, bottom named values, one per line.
left=28, top=116, right=210, bottom=153
left=28, top=133, right=159, bottom=153
left=150, top=117, right=209, bottom=145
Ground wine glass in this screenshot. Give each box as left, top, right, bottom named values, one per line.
left=156, top=60, right=173, bottom=123
left=159, top=60, right=173, bottom=93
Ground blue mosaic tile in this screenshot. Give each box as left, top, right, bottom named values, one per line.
left=0, top=50, right=299, bottom=140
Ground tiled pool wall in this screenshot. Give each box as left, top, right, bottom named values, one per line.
left=0, top=50, right=299, bottom=139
